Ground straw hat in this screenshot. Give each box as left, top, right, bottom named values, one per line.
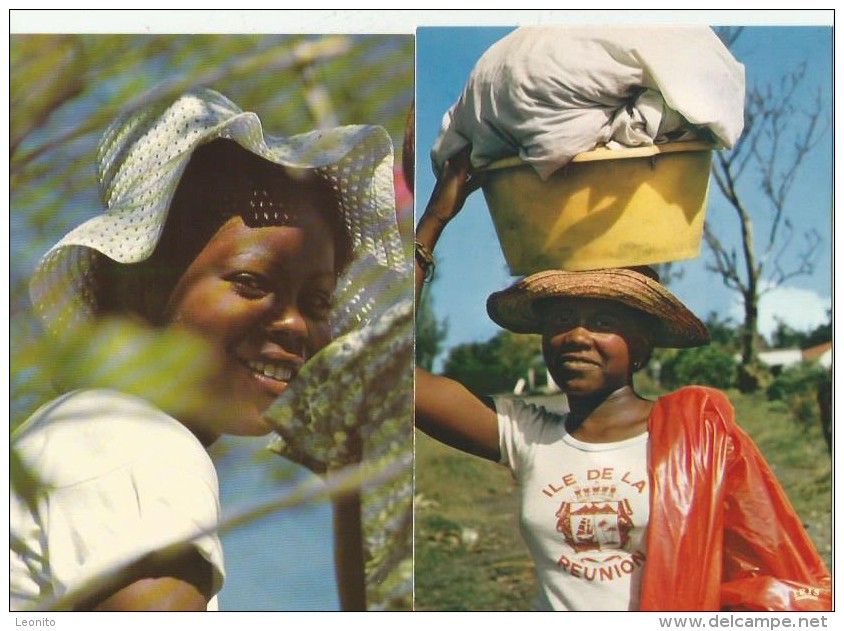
left=486, top=267, right=710, bottom=348
left=29, top=88, right=409, bottom=338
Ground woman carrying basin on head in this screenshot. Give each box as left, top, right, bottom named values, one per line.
left=413, top=147, right=831, bottom=611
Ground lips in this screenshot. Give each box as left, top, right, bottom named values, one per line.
left=246, top=359, right=295, bottom=382
left=557, top=354, right=600, bottom=368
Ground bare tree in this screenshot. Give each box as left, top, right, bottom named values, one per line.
left=705, top=27, right=827, bottom=389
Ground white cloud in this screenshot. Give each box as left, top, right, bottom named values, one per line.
left=729, top=283, right=831, bottom=341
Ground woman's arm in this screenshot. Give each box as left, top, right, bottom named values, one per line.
left=414, top=146, right=482, bottom=303
left=78, top=546, right=214, bottom=611
left=415, top=368, right=500, bottom=461
left=91, top=577, right=208, bottom=611
left=414, top=147, right=500, bottom=462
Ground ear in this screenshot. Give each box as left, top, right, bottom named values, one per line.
left=628, top=331, right=654, bottom=372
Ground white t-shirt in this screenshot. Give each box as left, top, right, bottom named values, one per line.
left=496, top=396, right=649, bottom=611
left=10, top=389, right=225, bottom=611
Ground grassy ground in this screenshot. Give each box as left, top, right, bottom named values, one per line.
left=413, top=388, right=832, bottom=611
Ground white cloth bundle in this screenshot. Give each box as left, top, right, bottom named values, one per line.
left=432, top=26, right=745, bottom=180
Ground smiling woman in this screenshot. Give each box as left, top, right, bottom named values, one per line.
left=414, top=147, right=831, bottom=612
left=96, top=139, right=349, bottom=441
left=10, top=88, right=409, bottom=611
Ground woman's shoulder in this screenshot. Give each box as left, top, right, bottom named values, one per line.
left=657, top=385, right=733, bottom=411
left=493, top=394, right=569, bottom=430
left=494, top=393, right=568, bottom=414
left=651, top=386, right=738, bottom=438
left=13, top=389, right=213, bottom=489
left=15, top=388, right=191, bottom=440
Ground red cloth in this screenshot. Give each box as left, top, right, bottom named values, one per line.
left=640, top=386, right=831, bottom=611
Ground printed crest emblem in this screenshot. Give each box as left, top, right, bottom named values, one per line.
left=556, top=487, right=633, bottom=553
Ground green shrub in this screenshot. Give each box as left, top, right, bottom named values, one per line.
left=442, top=331, right=540, bottom=396
left=660, top=345, right=738, bottom=390
left=766, top=362, right=828, bottom=400
left=766, top=362, right=829, bottom=426
left=735, top=360, right=774, bottom=393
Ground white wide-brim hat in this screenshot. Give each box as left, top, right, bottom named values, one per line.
left=29, top=88, right=409, bottom=337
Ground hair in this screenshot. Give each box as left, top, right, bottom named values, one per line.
left=96, top=138, right=354, bottom=324
left=402, top=101, right=414, bottom=193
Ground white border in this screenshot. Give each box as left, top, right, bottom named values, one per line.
left=9, top=9, right=835, bottom=34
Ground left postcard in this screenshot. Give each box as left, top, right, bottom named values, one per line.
left=9, top=31, right=415, bottom=612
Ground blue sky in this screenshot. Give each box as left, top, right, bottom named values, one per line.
left=416, top=23, right=833, bottom=367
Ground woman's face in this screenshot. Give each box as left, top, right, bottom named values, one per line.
left=540, top=297, right=653, bottom=398
left=163, top=205, right=336, bottom=441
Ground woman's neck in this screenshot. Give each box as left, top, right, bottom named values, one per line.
left=565, top=385, right=653, bottom=443
left=178, top=415, right=219, bottom=448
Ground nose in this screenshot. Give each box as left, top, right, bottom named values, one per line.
left=264, top=302, right=308, bottom=351
left=550, top=324, right=592, bottom=348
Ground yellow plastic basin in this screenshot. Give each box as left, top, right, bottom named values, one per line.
left=480, top=140, right=714, bottom=274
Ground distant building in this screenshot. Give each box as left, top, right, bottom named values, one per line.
left=757, top=349, right=803, bottom=372
left=513, top=354, right=560, bottom=395
left=750, top=341, right=832, bottom=375
left=802, top=341, right=832, bottom=369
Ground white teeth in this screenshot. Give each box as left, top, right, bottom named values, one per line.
left=247, top=360, right=293, bottom=382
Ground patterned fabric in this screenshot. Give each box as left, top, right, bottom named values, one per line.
left=266, top=296, right=413, bottom=610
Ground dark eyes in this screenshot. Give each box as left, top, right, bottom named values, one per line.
left=593, top=315, right=620, bottom=331
left=305, top=292, right=334, bottom=319
left=544, top=310, right=621, bottom=333
left=229, top=272, right=271, bottom=298
left=227, top=272, right=334, bottom=319
left=545, top=311, right=573, bottom=328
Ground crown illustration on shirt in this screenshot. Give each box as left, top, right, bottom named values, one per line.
left=573, top=485, right=617, bottom=502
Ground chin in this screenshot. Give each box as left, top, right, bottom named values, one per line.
left=554, top=379, right=598, bottom=397
left=235, top=414, right=275, bottom=437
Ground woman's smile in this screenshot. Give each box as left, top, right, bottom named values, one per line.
left=557, top=353, right=601, bottom=369
left=165, top=210, right=336, bottom=439
left=244, top=358, right=296, bottom=383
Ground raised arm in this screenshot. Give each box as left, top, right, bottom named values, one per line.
left=414, top=147, right=478, bottom=302
left=414, top=147, right=500, bottom=462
